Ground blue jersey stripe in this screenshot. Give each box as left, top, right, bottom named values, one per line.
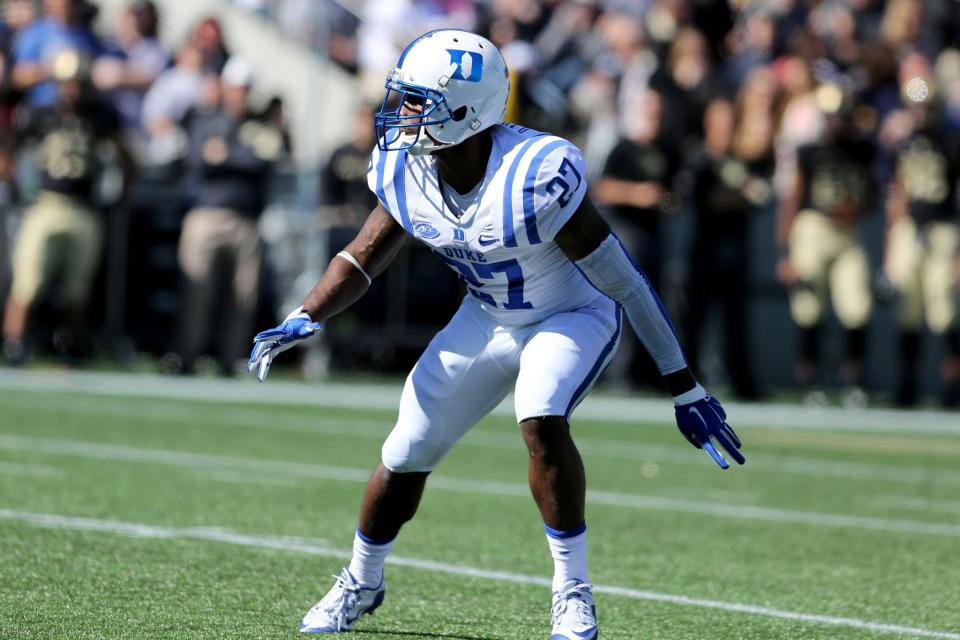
left=501, top=137, right=541, bottom=247
left=521, top=139, right=567, bottom=245
left=374, top=147, right=390, bottom=214
left=564, top=306, right=622, bottom=418
left=392, top=151, right=412, bottom=233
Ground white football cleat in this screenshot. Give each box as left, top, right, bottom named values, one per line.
left=551, top=579, right=598, bottom=640
left=299, top=568, right=385, bottom=633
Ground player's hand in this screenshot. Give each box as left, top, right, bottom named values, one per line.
left=674, top=393, right=745, bottom=469
left=775, top=255, right=796, bottom=288
left=246, top=307, right=323, bottom=382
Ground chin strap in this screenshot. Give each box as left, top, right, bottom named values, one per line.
left=402, top=131, right=454, bottom=156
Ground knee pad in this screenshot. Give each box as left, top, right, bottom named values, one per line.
left=380, top=425, right=446, bottom=473
left=836, top=291, right=872, bottom=330
left=790, top=284, right=823, bottom=328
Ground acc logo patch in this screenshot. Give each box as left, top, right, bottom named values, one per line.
left=414, top=222, right=440, bottom=239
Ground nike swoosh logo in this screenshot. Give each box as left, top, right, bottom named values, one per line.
left=478, top=235, right=497, bottom=246
left=689, top=406, right=708, bottom=430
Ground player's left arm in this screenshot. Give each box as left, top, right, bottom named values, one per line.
left=555, top=196, right=745, bottom=469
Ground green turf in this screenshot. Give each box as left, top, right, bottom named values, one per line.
left=0, top=384, right=958, bottom=639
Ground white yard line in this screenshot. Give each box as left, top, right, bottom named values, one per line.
left=1, top=369, right=958, bottom=435
left=5, top=392, right=960, bottom=489
left=2, top=433, right=959, bottom=538
left=0, top=461, right=63, bottom=478
left=0, top=508, right=957, bottom=640
left=878, top=496, right=960, bottom=515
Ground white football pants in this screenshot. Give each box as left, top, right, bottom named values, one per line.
left=381, top=294, right=621, bottom=473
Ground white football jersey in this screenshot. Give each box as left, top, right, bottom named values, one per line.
left=368, top=123, right=600, bottom=326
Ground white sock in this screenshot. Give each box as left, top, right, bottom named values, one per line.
left=347, top=529, right=394, bottom=588
left=545, top=522, right=589, bottom=592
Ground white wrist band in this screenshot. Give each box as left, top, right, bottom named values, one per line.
left=335, top=250, right=373, bottom=285
left=284, top=305, right=309, bottom=321
left=673, top=383, right=707, bottom=406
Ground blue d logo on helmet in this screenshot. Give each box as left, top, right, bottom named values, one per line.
left=446, top=49, right=483, bottom=82
left=374, top=29, right=510, bottom=156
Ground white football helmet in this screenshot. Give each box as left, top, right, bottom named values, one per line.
left=375, top=29, right=510, bottom=155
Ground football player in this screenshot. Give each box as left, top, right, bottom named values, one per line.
left=775, top=85, right=875, bottom=405
left=3, top=49, right=133, bottom=365
left=885, top=97, right=960, bottom=407
left=248, top=30, right=744, bottom=639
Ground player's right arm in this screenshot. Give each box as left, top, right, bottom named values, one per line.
left=247, top=204, right=406, bottom=381
left=301, top=204, right=407, bottom=321
left=555, top=195, right=744, bottom=470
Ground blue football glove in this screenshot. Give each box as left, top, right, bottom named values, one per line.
left=247, top=307, right=323, bottom=382
left=674, top=391, right=745, bottom=469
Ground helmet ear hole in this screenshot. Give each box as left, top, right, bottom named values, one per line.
left=451, top=105, right=468, bottom=121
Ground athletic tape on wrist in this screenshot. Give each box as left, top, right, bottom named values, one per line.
left=335, top=250, right=373, bottom=285
left=283, top=305, right=308, bottom=321
left=672, top=382, right=707, bottom=406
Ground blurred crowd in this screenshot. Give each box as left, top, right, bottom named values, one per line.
left=0, top=0, right=290, bottom=377
left=2, top=0, right=960, bottom=408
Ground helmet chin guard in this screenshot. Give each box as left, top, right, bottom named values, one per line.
left=375, top=29, right=509, bottom=155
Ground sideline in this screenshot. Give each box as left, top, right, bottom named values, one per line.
left=1, top=369, right=957, bottom=435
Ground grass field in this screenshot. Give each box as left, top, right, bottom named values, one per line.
left=1, top=370, right=959, bottom=639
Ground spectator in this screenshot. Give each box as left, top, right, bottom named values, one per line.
left=190, top=16, right=230, bottom=74
left=323, top=2, right=362, bottom=73
left=683, top=96, right=771, bottom=400
left=317, top=104, right=382, bottom=365
left=732, top=65, right=777, bottom=165
left=1, top=0, right=38, bottom=124
left=11, top=0, right=104, bottom=109
left=775, top=88, right=876, bottom=406
left=808, top=2, right=860, bottom=71
left=884, top=98, right=960, bottom=407
left=595, top=89, right=678, bottom=286
left=357, top=0, right=477, bottom=99
left=594, top=88, right=679, bottom=389
left=880, top=0, right=931, bottom=59
left=650, top=26, right=715, bottom=153
left=141, top=43, right=205, bottom=165
left=643, top=0, right=692, bottom=54
left=175, top=56, right=286, bottom=376
left=93, top=0, right=169, bottom=154
left=488, top=15, right=539, bottom=124
left=2, top=50, right=134, bottom=365
left=529, top=0, right=602, bottom=130
left=935, top=48, right=960, bottom=132
left=722, top=9, right=775, bottom=90
left=595, top=12, right=655, bottom=144
left=773, top=55, right=824, bottom=199
left=320, top=105, right=377, bottom=233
